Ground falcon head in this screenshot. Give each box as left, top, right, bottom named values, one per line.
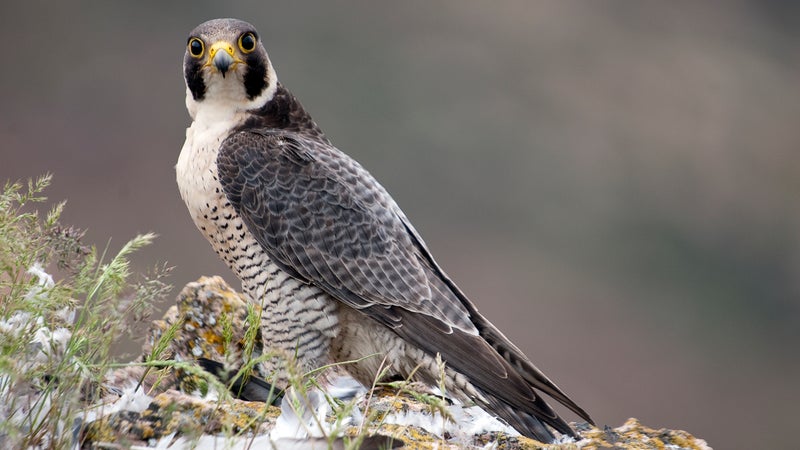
left=183, top=18, right=277, bottom=115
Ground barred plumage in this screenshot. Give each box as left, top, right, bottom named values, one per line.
left=176, top=18, right=593, bottom=442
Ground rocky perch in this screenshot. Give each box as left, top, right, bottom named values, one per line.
left=83, top=276, right=711, bottom=449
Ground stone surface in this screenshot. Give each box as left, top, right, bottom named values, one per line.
left=82, top=276, right=712, bottom=449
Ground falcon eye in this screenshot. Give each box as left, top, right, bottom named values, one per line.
left=238, top=32, right=257, bottom=53
left=188, top=37, right=204, bottom=58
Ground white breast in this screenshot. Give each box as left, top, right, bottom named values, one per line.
left=176, top=99, right=260, bottom=276
left=176, top=93, right=341, bottom=376
left=177, top=95, right=244, bottom=217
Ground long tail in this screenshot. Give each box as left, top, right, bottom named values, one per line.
left=477, top=318, right=595, bottom=425
left=481, top=390, right=563, bottom=442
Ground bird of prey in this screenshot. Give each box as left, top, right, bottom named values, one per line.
left=176, top=18, right=593, bottom=442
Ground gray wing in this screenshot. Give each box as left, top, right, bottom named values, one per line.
left=216, top=129, right=592, bottom=437
left=217, top=129, right=477, bottom=335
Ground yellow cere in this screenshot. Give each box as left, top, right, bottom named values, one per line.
left=208, top=41, right=237, bottom=60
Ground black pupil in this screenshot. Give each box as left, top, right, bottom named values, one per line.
left=190, top=39, right=202, bottom=56
left=241, top=34, right=255, bottom=50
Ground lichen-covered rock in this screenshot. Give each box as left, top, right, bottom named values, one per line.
left=104, top=276, right=267, bottom=396
left=83, top=277, right=712, bottom=450
left=83, top=391, right=279, bottom=445
left=573, top=418, right=711, bottom=450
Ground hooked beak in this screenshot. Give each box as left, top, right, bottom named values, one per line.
left=207, top=41, right=238, bottom=77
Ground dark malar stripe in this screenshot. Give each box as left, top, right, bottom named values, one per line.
left=184, top=57, right=206, bottom=100
left=243, top=53, right=268, bottom=99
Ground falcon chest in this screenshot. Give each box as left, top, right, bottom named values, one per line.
left=176, top=110, right=261, bottom=279
left=176, top=109, right=341, bottom=370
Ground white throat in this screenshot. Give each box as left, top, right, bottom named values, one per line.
left=185, top=60, right=278, bottom=127
left=176, top=61, right=277, bottom=225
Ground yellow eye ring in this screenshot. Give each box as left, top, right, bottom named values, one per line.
left=238, top=32, right=257, bottom=54
left=188, top=37, right=204, bottom=58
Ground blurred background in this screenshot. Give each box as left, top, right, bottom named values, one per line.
left=1, top=1, right=798, bottom=448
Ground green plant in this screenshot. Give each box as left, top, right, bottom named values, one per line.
left=0, top=175, right=171, bottom=449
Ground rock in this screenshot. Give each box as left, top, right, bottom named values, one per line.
left=572, top=418, right=712, bottom=450
left=83, top=277, right=712, bottom=449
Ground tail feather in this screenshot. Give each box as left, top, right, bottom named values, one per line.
left=477, top=319, right=595, bottom=425
left=480, top=389, right=573, bottom=443
left=413, top=247, right=595, bottom=431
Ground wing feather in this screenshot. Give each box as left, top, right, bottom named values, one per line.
left=216, top=128, right=593, bottom=435
left=217, top=129, right=475, bottom=332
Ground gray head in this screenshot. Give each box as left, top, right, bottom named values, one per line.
left=183, top=18, right=277, bottom=104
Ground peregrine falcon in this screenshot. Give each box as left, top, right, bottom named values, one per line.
left=176, top=18, right=593, bottom=442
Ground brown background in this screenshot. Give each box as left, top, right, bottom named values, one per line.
left=1, top=2, right=798, bottom=449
